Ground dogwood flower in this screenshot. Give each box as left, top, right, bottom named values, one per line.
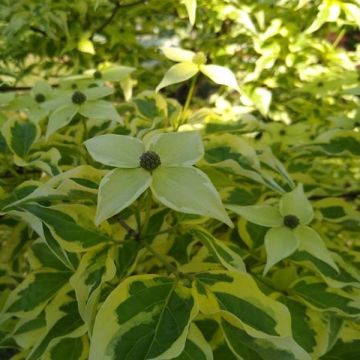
left=60, top=65, right=135, bottom=101
left=42, top=86, right=121, bottom=139
left=9, top=81, right=53, bottom=123
left=227, top=184, right=338, bottom=275
left=85, top=131, right=232, bottom=227
left=156, top=47, right=240, bottom=92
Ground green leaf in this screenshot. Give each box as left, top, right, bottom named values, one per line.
left=102, top=65, right=135, bottom=81
left=20, top=203, right=111, bottom=252
left=3, top=271, right=70, bottom=318
left=83, top=86, right=114, bottom=101
left=200, top=65, right=240, bottom=92
left=151, top=166, right=232, bottom=227
left=161, top=47, right=195, bottom=62
left=278, top=296, right=324, bottom=357
left=26, top=287, right=86, bottom=360
left=248, top=87, right=272, bottom=115
left=46, top=104, right=78, bottom=139
left=175, top=323, right=213, bottom=360
left=156, top=63, right=198, bottom=92
left=43, top=336, right=89, bottom=360
left=85, top=134, right=145, bottom=167
left=96, top=168, right=151, bottom=224
left=290, top=251, right=360, bottom=289
left=193, top=271, right=293, bottom=339
left=29, top=240, right=70, bottom=272
left=295, top=225, right=338, bottom=272
left=182, top=0, right=197, bottom=26
left=291, top=277, right=360, bottom=316
left=79, top=100, right=122, bottom=122
left=192, top=228, right=246, bottom=272
left=279, top=184, right=314, bottom=225
left=222, top=319, right=311, bottom=360
left=90, top=275, right=198, bottom=360
left=264, top=226, right=300, bottom=275
left=70, top=246, right=116, bottom=329
left=305, top=0, right=340, bottom=34
left=78, top=38, right=95, bottom=54
left=1, top=118, right=40, bottom=157
left=227, top=205, right=283, bottom=227
left=149, top=131, right=204, bottom=166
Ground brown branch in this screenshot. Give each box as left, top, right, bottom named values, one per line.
left=117, top=215, right=140, bottom=241
left=29, top=26, right=47, bottom=37
left=92, top=0, right=147, bottom=36
left=0, top=84, right=59, bottom=92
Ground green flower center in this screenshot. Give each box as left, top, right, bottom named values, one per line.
left=139, top=151, right=161, bottom=171
left=72, top=91, right=87, bottom=105
left=283, top=215, right=300, bottom=229
left=35, top=93, right=46, bottom=103
left=93, top=70, right=102, bottom=79
left=192, top=52, right=207, bottom=65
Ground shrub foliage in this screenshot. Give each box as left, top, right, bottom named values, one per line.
left=0, top=0, right=360, bottom=359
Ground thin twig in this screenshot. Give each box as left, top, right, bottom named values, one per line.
left=116, top=215, right=181, bottom=276
left=92, top=0, right=146, bottom=36
left=117, top=215, right=140, bottom=241
left=29, top=26, right=47, bottom=37
left=0, top=84, right=59, bottom=92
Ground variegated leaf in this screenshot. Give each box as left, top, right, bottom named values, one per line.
left=90, top=275, right=198, bottom=360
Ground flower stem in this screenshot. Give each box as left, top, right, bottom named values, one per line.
left=332, top=28, right=346, bottom=48
left=177, top=74, right=198, bottom=130
left=141, top=190, right=152, bottom=237
left=82, top=117, right=88, bottom=141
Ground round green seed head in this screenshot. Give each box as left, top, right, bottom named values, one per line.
left=139, top=151, right=161, bottom=171
left=283, top=214, right=300, bottom=229
left=93, top=70, right=102, bottom=79
left=72, top=91, right=87, bottom=105
left=35, top=93, right=46, bottom=103
left=192, top=52, right=207, bottom=65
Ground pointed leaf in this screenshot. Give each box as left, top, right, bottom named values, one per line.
left=83, top=86, right=114, bottom=101
left=149, top=131, right=204, bottom=166
left=227, top=204, right=283, bottom=227
left=156, top=63, right=198, bottom=92
left=295, top=225, right=339, bottom=272
left=96, top=168, right=151, bottom=224
left=3, top=271, right=70, bottom=318
left=175, top=323, right=213, bottom=360
left=1, top=118, right=40, bottom=158
left=193, top=271, right=293, bottom=339
left=200, top=65, right=240, bottom=92
left=90, top=275, right=198, bottom=360
left=80, top=100, right=122, bottom=122
left=264, top=226, right=300, bottom=275
left=279, top=184, right=314, bottom=225
left=161, top=47, right=195, bottom=62
left=193, top=228, right=246, bottom=272
left=46, top=104, right=78, bottom=139
left=222, top=319, right=311, bottom=360
left=20, top=203, right=111, bottom=252
left=151, top=166, right=232, bottom=227
left=102, top=66, right=135, bottom=81
left=182, top=0, right=197, bottom=26
left=85, top=134, right=144, bottom=167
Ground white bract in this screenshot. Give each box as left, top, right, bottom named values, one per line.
left=43, top=86, right=121, bottom=139
left=9, top=81, right=53, bottom=123
left=156, top=47, right=240, bottom=92
left=227, top=184, right=339, bottom=275
left=85, top=131, right=232, bottom=227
